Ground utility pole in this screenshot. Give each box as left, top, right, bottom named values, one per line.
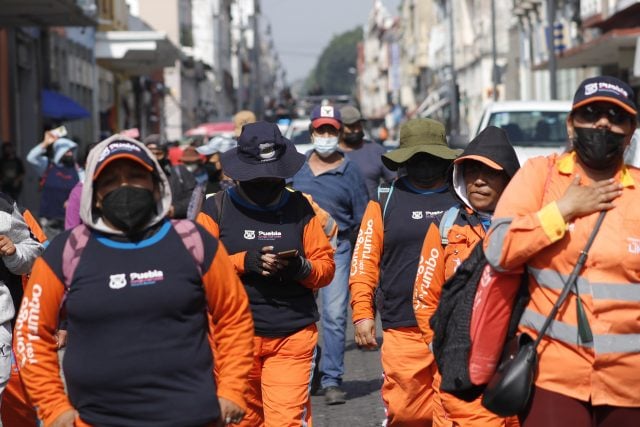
left=251, top=5, right=262, bottom=117
left=491, top=0, right=498, bottom=101
left=448, top=0, right=460, bottom=135
left=546, top=0, right=558, bottom=99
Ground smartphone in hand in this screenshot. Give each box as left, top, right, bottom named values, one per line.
left=50, top=125, right=68, bottom=138
left=276, top=249, right=299, bottom=259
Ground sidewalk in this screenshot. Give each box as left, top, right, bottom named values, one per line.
left=311, top=314, right=386, bottom=427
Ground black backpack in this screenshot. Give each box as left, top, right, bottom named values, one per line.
left=429, top=240, right=529, bottom=402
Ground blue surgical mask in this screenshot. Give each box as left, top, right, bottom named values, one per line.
left=313, top=136, right=339, bottom=158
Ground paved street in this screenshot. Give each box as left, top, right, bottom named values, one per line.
left=311, top=314, right=386, bottom=427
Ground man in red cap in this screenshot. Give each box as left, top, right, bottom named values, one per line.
left=292, top=105, right=369, bottom=405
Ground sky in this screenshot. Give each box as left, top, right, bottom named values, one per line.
left=260, top=0, right=401, bottom=84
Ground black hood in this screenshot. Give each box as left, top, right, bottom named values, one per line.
left=449, top=126, right=520, bottom=213
left=457, top=126, right=520, bottom=179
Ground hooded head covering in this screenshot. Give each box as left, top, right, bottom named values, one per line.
left=80, top=134, right=172, bottom=235
left=52, top=137, right=78, bottom=165
left=451, top=126, right=520, bottom=213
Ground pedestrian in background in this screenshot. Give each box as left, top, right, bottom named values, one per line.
left=350, top=118, right=460, bottom=426
left=17, top=135, right=254, bottom=427
left=291, top=105, right=369, bottom=405
left=0, top=142, right=25, bottom=202
left=413, top=126, right=520, bottom=427
left=339, top=105, right=396, bottom=200
left=233, top=110, right=257, bottom=138
left=484, top=76, right=640, bottom=427
left=181, top=146, right=208, bottom=186
left=197, top=121, right=335, bottom=426
left=64, top=142, right=99, bottom=230
left=144, top=134, right=196, bottom=219
left=196, top=135, right=237, bottom=194
left=27, top=131, right=83, bottom=239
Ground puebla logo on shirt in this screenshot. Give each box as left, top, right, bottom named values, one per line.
left=412, top=211, right=423, bottom=220
left=108, top=270, right=165, bottom=289
left=243, top=229, right=282, bottom=240
left=257, top=230, right=282, bottom=240
left=130, top=270, right=164, bottom=287
left=627, top=237, right=640, bottom=255
left=109, top=274, right=127, bottom=289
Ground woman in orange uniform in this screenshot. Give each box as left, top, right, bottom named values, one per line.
left=413, top=125, right=520, bottom=426
left=484, top=76, right=640, bottom=426
left=197, top=122, right=335, bottom=427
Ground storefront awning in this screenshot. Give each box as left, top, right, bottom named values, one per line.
left=0, top=0, right=96, bottom=27
left=533, top=28, right=640, bottom=70
left=41, top=89, right=91, bottom=121
left=95, top=31, right=180, bottom=75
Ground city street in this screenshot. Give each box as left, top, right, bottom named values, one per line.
left=312, top=314, right=386, bottom=427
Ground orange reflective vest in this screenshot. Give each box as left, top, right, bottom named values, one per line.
left=485, top=152, right=640, bottom=407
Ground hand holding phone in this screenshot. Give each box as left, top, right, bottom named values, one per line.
left=50, top=125, right=68, bottom=139
left=276, top=249, right=299, bottom=259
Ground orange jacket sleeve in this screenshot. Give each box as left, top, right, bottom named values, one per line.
left=412, top=223, right=446, bottom=345
left=349, top=201, right=384, bottom=322
left=22, top=209, right=47, bottom=244
left=14, top=258, right=73, bottom=426
left=299, top=214, right=335, bottom=289
left=196, top=211, right=247, bottom=274
left=202, top=242, right=254, bottom=410
left=301, top=192, right=338, bottom=248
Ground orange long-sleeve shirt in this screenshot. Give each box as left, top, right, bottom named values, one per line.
left=413, top=209, right=485, bottom=345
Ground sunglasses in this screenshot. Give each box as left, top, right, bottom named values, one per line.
left=575, top=104, right=631, bottom=126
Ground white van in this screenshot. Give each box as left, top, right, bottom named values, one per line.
left=474, top=100, right=572, bottom=165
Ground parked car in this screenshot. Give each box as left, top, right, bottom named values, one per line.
left=284, top=117, right=313, bottom=154
left=474, top=100, right=572, bottom=165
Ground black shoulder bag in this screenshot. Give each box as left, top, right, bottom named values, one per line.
left=482, top=210, right=607, bottom=417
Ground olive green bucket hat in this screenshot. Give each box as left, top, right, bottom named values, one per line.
left=382, top=118, right=461, bottom=171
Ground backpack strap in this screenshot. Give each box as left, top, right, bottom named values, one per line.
left=377, top=181, right=395, bottom=219
left=439, top=205, right=461, bottom=246
left=210, top=190, right=226, bottom=224
left=62, top=224, right=91, bottom=290
left=171, top=219, right=204, bottom=277
left=187, top=182, right=207, bottom=220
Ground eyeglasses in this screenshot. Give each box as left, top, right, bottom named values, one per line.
left=575, top=104, right=631, bottom=126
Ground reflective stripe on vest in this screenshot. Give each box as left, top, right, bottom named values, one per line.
left=528, top=266, right=640, bottom=302
left=520, top=308, right=640, bottom=354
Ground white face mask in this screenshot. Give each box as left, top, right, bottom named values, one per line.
left=313, top=136, right=339, bottom=158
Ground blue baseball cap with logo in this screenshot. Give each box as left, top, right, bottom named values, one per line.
left=572, top=75, right=637, bottom=116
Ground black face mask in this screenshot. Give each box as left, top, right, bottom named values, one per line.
left=101, top=186, right=156, bottom=234
left=239, top=179, right=286, bottom=206
left=344, top=131, right=365, bottom=146
left=573, top=127, right=626, bottom=171
left=405, top=156, right=451, bottom=187
left=60, top=156, right=75, bottom=167
left=203, top=163, right=222, bottom=181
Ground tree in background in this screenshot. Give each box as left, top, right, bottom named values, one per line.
left=305, top=27, right=363, bottom=96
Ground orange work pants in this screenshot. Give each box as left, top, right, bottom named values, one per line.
left=432, top=371, right=520, bottom=427
left=1, top=357, right=37, bottom=427
left=381, top=327, right=436, bottom=426
left=238, top=324, right=317, bottom=427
